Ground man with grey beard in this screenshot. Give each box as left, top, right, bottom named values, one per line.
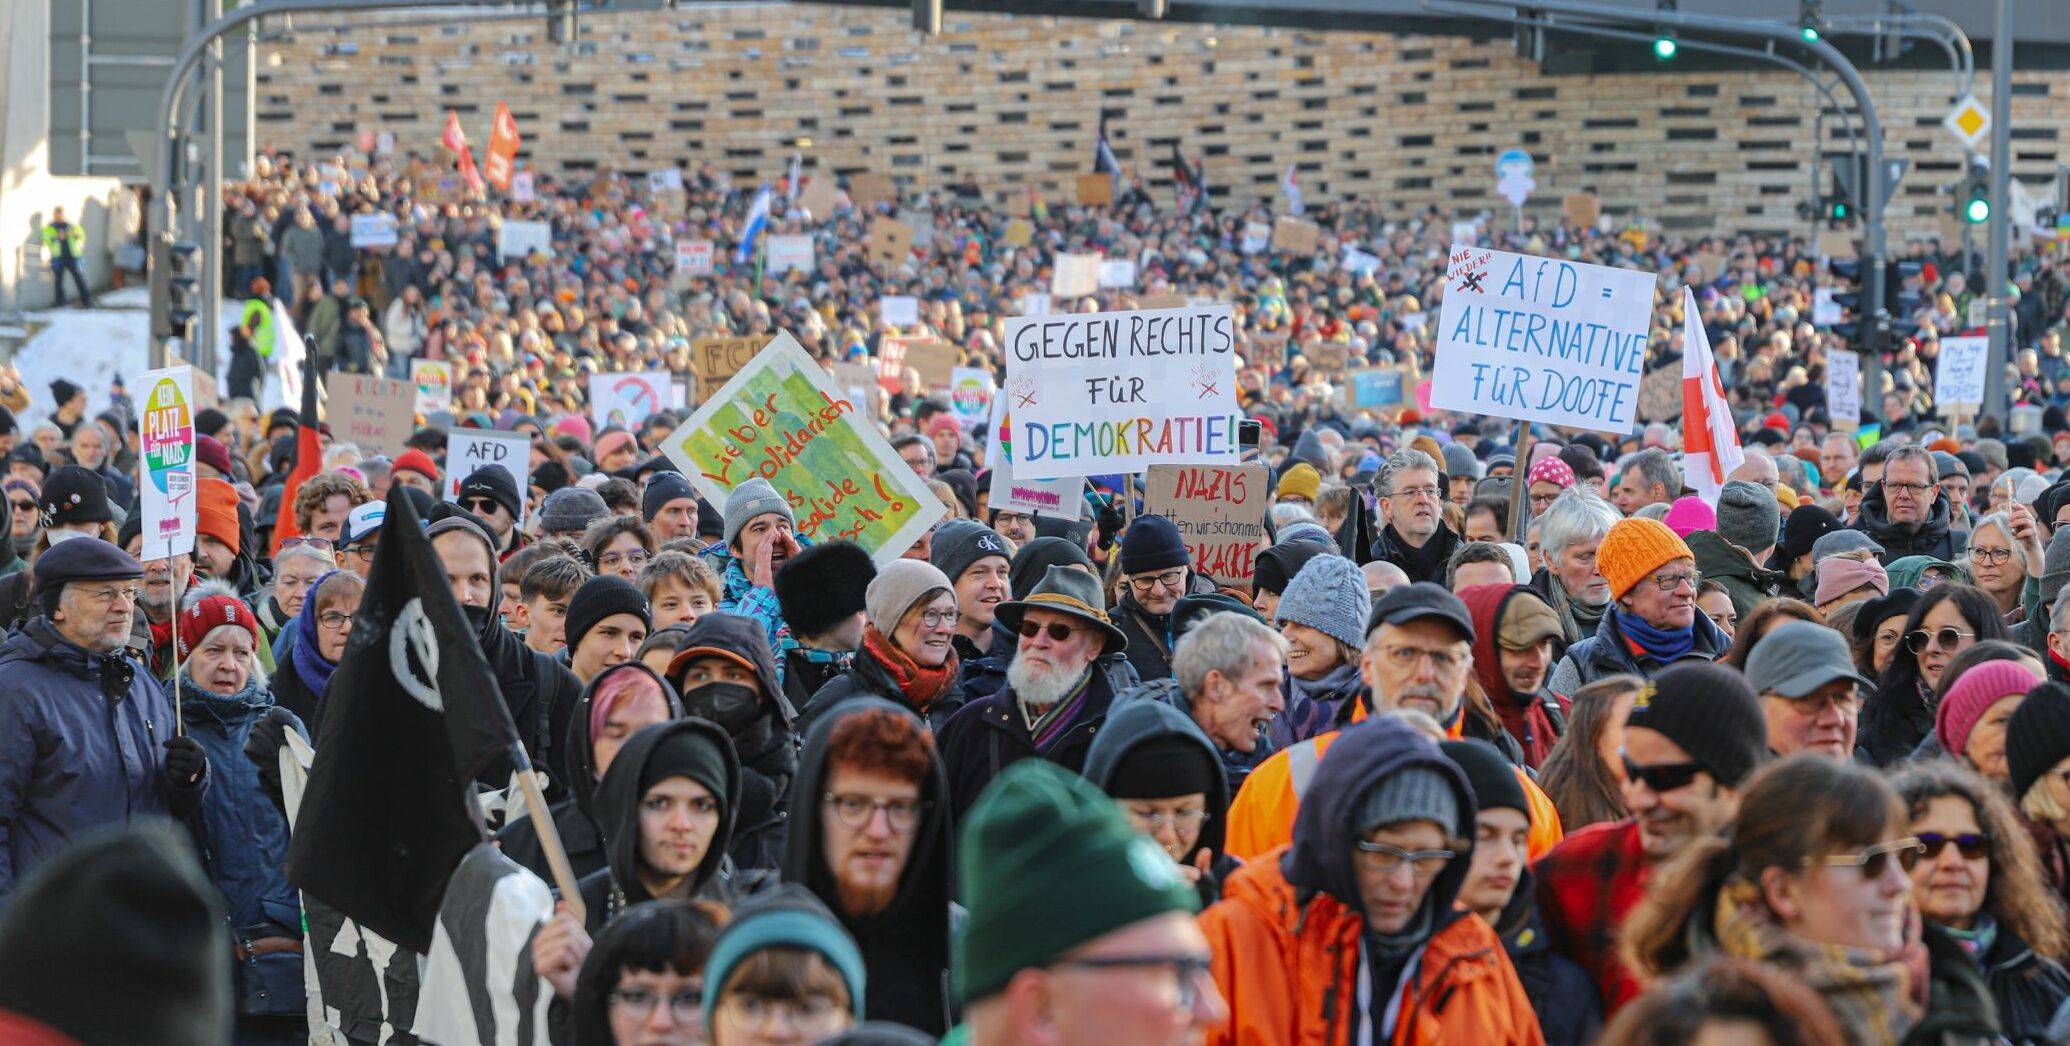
left=936, top=565, right=1131, bottom=820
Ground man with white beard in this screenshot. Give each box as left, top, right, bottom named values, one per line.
left=937, top=565, right=1131, bottom=820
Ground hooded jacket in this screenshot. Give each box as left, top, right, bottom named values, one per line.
left=1461, top=585, right=1567, bottom=770
left=574, top=717, right=741, bottom=936
left=1199, top=718, right=1542, bottom=1045
left=1546, top=604, right=1730, bottom=698
left=780, top=698, right=956, bottom=1035
left=671, top=611, right=798, bottom=872
left=496, top=662, right=684, bottom=885
left=1491, top=866, right=1600, bottom=1046
left=1853, top=482, right=1969, bottom=565
left=1085, top=700, right=1240, bottom=908
left=1684, top=530, right=1786, bottom=620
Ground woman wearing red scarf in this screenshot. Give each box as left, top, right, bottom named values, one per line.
left=805, top=559, right=970, bottom=735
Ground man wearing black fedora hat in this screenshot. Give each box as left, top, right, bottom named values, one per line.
left=936, top=565, right=1130, bottom=820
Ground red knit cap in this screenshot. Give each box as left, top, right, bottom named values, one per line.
left=176, top=591, right=260, bottom=659
left=393, top=447, right=440, bottom=483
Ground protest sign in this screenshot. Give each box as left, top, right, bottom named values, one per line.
left=1075, top=173, right=1114, bottom=206
left=986, top=397, right=1084, bottom=519
left=510, top=170, right=535, bottom=202
left=1003, top=219, right=1034, bottom=247
left=411, top=359, right=453, bottom=414
left=1826, top=348, right=1861, bottom=429
left=497, top=219, right=552, bottom=262
left=1427, top=244, right=1655, bottom=435
left=949, top=367, right=994, bottom=431
left=1020, top=293, right=1053, bottom=317
left=867, top=217, right=914, bottom=268
left=329, top=372, right=417, bottom=456
left=646, top=167, right=683, bottom=192
left=1250, top=330, right=1291, bottom=362
left=444, top=430, right=532, bottom=525
left=1051, top=254, right=1101, bottom=298
left=1816, top=228, right=1858, bottom=260
left=830, top=361, right=884, bottom=419
left=349, top=213, right=399, bottom=248
left=1562, top=193, right=1601, bottom=229
left=1637, top=365, right=1682, bottom=423
left=674, top=240, right=714, bottom=278
left=1002, top=303, right=1241, bottom=479
left=1241, top=222, right=1271, bottom=255
left=1812, top=286, right=1843, bottom=327
left=765, top=235, right=815, bottom=274
left=589, top=371, right=671, bottom=429
left=1451, top=220, right=1480, bottom=246
left=849, top=173, right=893, bottom=208
left=1305, top=340, right=1351, bottom=377
left=900, top=337, right=958, bottom=390
left=1342, top=367, right=1406, bottom=411
left=664, top=333, right=943, bottom=564
left=1143, top=464, right=1269, bottom=585
left=1341, top=246, right=1381, bottom=276
left=1272, top=217, right=1322, bottom=255
left=798, top=176, right=840, bottom=220
left=880, top=295, right=920, bottom=328
left=1098, top=260, right=1138, bottom=290
left=691, top=335, right=763, bottom=394
left=1935, top=335, right=1988, bottom=413
left=138, top=366, right=197, bottom=562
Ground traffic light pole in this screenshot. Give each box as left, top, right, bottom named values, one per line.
left=1980, top=0, right=2014, bottom=425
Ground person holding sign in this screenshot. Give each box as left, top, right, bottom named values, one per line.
left=1371, top=449, right=1461, bottom=585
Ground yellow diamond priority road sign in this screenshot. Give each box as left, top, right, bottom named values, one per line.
left=1944, top=94, right=1991, bottom=151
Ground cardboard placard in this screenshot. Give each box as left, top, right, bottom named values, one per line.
left=849, top=173, right=893, bottom=209
left=896, top=337, right=958, bottom=390
left=1002, top=219, right=1034, bottom=247
left=1692, top=251, right=1729, bottom=282
left=1051, top=254, right=1102, bottom=299
left=880, top=295, right=920, bottom=328
left=1076, top=173, right=1114, bottom=206
left=1305, top=340, right=1351, bottom=377
left=1816, top=228, right=1858, bottom=260
left=674, top=240, right=714, bottom=279
left=1272, top=216, right=1323, bottom=255
left=798, top=176, right=840, bottom=220
left=1562, top=193, right=1601, bottom=229
left=1826, top=348, right=1861, bottom=430
left=444, top=429, right=534, bottom=526
left=328, top=371, right=417, bottom=456
left=1935, top=335, right=1988, bottom=412
left=497, top=219, right=553, bottom=262
left=1142, top=464, right=1271, bottom=585
left=868, top=217, right=914, bottom=269
left=1637, top=364, right=1682, bottom=423
left=765, top=235, right=815, bottom=274
left=1241, top=222, right=1271, bottom=255
left=589, top=371, right=671, bottom=429
left=691, top=335, right=765, bottom=393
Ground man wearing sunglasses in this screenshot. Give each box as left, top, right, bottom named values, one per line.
left=1744, top=620, right=1875, bottom=762
left=1851, top=444, right=1969, bottom=565
left=1548, top=516, right=1730, bottom=699
left=1203, top=716, right=1539, bottom=1043
left=1534, top=661, right=1768, bottom=1016
left=456, top=466, right=526, bottom=560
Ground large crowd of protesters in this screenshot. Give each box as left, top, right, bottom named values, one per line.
left=5, top=145, right=2070, bottom=1045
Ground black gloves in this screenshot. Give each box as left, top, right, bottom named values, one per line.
left=243, top=707, right=297, bottom=813
left=162, top=735, right=208, bottom=791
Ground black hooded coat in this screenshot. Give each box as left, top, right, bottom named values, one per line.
left=668, top=611, right=798, bottom=872
left=1083, top=700, right=1240, bottom=908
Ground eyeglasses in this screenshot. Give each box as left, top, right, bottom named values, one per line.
left=1378, top=644, right=1466, bottom=673
left=822, top=792, right=929, bottom=833
left=343, top=543, right=376, bottom=559
left=609, top=986, right=702, bottom=1022
left=76, top=584, right=141, bottom=606
left=1018, top=619, right=1081, bottom=643
left=1644, top=570, right=1701, bottom=593
left=1621, top=751, right=1706, bottom=794
left=718, top=994, right=844, bottom=1028
left=1966, top=547, right=2014, bottom=566
left=461, top=497, right=506, bottom=516
left=1917, top=832, right=1991, bottom=861
left=1352, top=839, right=1456, bottom=876
left=1127, top=808, right=1211, bottom=833
left=1048, top=955, right=1215, bottom=1011
left=1884, top=482, right=1933, bottom=496
left=1777, top=687, right=1861, bottom=715
left=1389, top=486, right=1441, bottom=502
left=1128, top=568, right=1187, bottom=593
left=916, top=607, right=959, bottom=628
left=317, top=611, right=355, bottom=631
left=1818, top=837, right=1925, bottom=879
left=279, top=536, right=333, bottom=551
left=598, top=549, right=650, bottom=570
left=1905, top=627, right=1976, bottom=654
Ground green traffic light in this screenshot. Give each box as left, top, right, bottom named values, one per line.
left=1653, top=36, right=1678, bottom=59
left=1964, top=197, right=1990, bottom=224
left=1800, top=25, right=1820, bottom=42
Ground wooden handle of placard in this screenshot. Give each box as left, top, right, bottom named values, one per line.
left=1510, top=421, right=1534, bottom=544
left=517, top=767, right=586, bottom=927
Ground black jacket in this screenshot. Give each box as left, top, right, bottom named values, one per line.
left=1371, top=522, right=1460, bottom=585
left=1976, top=921, right=2070, bottom=1045
left=802, top=641, right=968, bottom=737
left=1854, top=482, right=1969, bottom=565
left=781, top=645, right=850, bottom=723
left=936, top=663, right=1118, bottom=823
left=573, top=717, right=740, bottom=937
left=672, top=612, right=797, bottom=873
left=1083, top=700, right=1241, bottom=908
left=1493, top=867, right=1602, bottom=1046
left=1111, top=575, right=1218, bottom=684
left=780, top=698, right=956, bottom=1035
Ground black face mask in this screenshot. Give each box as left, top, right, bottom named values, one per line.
left=681, top=681, right=762, bottom=735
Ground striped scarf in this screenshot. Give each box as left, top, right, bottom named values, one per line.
left=1024, top=672, right=1093, bottom=753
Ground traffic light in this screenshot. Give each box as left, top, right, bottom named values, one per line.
left=1885, top=259, right=1924, bottom=333
left=1798, top=0, right=1823, bottom=42
left=1959, top=159, right=1990, bottom=224
left=1653, top=0, right=1678, bottom=60
left=148, top=237, right=201, bottom=345
left=1829, top=258, right=1863, bottom=344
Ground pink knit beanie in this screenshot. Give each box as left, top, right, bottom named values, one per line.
left=1936, top=659, right=2041, bottom=757
left=1661, top=497, right=1717, bottom=538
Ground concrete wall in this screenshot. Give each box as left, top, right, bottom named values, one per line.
left=248, top=4, right=2070, bottom=240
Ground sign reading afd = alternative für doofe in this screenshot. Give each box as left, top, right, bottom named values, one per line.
left=1002, top=304, right=1241, bottom=480
left=1428, top=244, right=1657, bottom=435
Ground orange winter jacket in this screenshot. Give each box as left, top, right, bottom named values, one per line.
left=1224, top=730, right=1564, bottom=862
left=1200, top=848, right=1546, bottom=1046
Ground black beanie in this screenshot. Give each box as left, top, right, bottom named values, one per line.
left=1781, top=505, right=1845, bottom=563
left=566, top=575, right=650, bottom=651
left=457, top=466, right=522, bottom=520
left=641, top=472, right=697, bottom=523
left=1008, top=536, right=1095, bottom=602
left=1626, top=662, right=1769, bottom=789
left=1253, top=540, right=1332, bottom=598
left=0, top=822, right=230, bottom=1045
left=1119, top=514, right=1189, bottom=575
left=775, top=540, right=875, bottom=639
left=695, top=497, right=724, bottom=540
left=531, top=460, right=572, bottom=496
left=641, top=726, right=734, bottom=819
left=40, top=465, right=114, bottom=527
left=193, top=408, right=229, bottom=440
left=2008, top=682, right=2070, bottom=801
left=931, top=520, right=1011, bottom=586
left=1439, top=739, right=1530, bottom=823
left=1106, top=735, right=1217, bottom=800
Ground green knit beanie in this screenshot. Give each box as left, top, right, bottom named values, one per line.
left=953, top=760, right=1199, bottom=1003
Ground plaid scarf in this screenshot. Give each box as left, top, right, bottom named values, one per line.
left=1712, top=877, right=1927, bottom=1046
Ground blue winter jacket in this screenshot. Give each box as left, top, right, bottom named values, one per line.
left=0, top=617, right=181, bottom=896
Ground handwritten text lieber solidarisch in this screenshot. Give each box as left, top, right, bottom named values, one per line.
left=696, top=388, right=909, bottom=544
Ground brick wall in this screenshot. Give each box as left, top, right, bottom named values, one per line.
left=256, top=3, right=2064, bottom=239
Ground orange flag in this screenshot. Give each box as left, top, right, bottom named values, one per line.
left=484, top=103, right=521, bottom=192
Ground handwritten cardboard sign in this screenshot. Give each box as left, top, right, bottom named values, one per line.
left=1637, top=365, right=1682, bottom=423
left=1427, top=244, right=1655, bottom=435
left=692, top=335, right=764, bottom=394
left=327, top=371, right=417, bottom=456
left=1142, top=464, right=1270, bottom=585
left=497, top=219, right=552, bottom=262
left=1935, top=335, right=1987, bottom=412
left=1826, top=348, right=1861, bottom=430
left=798, top=176, right=840, bottom=220
left=1051, top=254, right=1101, bottom=299
left=867, top=217, right=914, bottom=269
left=663, top=333, right=944, bottom=565
left=1562, top=193, right=1601, bottom=229
left=1076, top=173, right=1114, bottom=206
left=766, top=235, right=815, bottom=274
left=1272, top=217, right=1322, bottom=255
left=849, top=173, right=893, bottom=209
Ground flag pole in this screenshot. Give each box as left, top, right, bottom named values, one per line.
left=1509, top=420, right=1533, bottom=544
left=510, top=743, right=586, bottom=926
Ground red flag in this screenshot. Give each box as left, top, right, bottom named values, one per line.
left=440, top=110, right=486, bottom=196
left=484, top=103, right=521, bottom=192
left=270, top=343, right=324, bottom=556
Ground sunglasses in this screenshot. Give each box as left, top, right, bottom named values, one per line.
left=1017, top=619, right=1081, bottom=643
left=1819, top=837, right=1926, bottom=879
left=279, top=536, right=333, bottom=551
left=1620, top=752, right=1705, bottom=794
left=1905, top=627, right=1977, bottom=654
left=1916, top=832, right=1991, bottom=861
left=461, top=497, right=505, bottom=515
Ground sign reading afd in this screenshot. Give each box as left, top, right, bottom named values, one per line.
left=1428, top=244, right=1656, bottom=435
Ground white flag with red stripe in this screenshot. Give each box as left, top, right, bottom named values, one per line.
left=1680, top=286, right=1743, bottom=504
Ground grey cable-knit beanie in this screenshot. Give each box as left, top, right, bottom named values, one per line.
left=1272, top=553, right=1372, bottom=651
left=1715, top=480, right=1778, bottom=553
left=723, top=478, right=795, bottom=548
left=540, top=486, right=611, bottom=534
left=1358, top=765, right=1465, bottom=836
left=2042, top=527, right=2070, bottom=609
left=864, top=559, right=954, bottom=633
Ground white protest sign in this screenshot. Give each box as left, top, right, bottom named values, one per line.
left=349, top=213, right=399, bottom=248
left=880, top=295, right=920, bottom=328
left=138, top=366, right=198, bottom=561
left=444, top=429, right=533, bottom=525
left=1427, top=244, right=1655, bottom=436
left=1450, top=220, right=1479, bottom=246
left=1341, top=246, right=1381, bottom=276
left=1495, top=148, right=1536, bottom=208
left=647, top=167, right=684, bottom=192
left=411, top=359, right=453, bottom=414
left=1019, top=293, right=1052, bottom=317
left=1812, top=287, right=1844, bottom=328
left=674, top=240, right=714, bottom=278
left=1051, top=254, right=1101, bottom=298
left=497, top=219, right=553, bottom=262
left=1003, top=304, right=1241, bottom=479
left=1241, top=222, right=1271, bottom=256
left=1935, top=335, right=1988, bottom=412
left=1098, top=260, right=1138, bottom=290
left=949, top=367, right=994, bottom=431
left=589, top=371, right=671, bottom=429
left=986, top=395, right=1084, bottom=519
left=765, top=235, right=815, bottom=274
left=510, top=170, right=536, bottom=202
left=1826, top=348, right=1861, bottom=429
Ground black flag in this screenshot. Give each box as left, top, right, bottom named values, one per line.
left=286, top=485, right=528, bottom=954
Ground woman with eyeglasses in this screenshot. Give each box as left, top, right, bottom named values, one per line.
left=1624, top=754, right=2002, bottom=1044
left=570, top=898, right=725, bottom=1046
left=1965, top=506, right=2048, bottom=626
left=1860, top=584, right=2009, bottom=768
left=804, top=560, right=969, bottom=736
left=270, top=570, right=364, bottom=741
left=1087, top=700, right=1238, bottom=909
left=1890, top=761, right=2070, bottom=1044
left=586, top=514, right=658, bottom=584
left=702, top=887, right=864, bottom=1046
